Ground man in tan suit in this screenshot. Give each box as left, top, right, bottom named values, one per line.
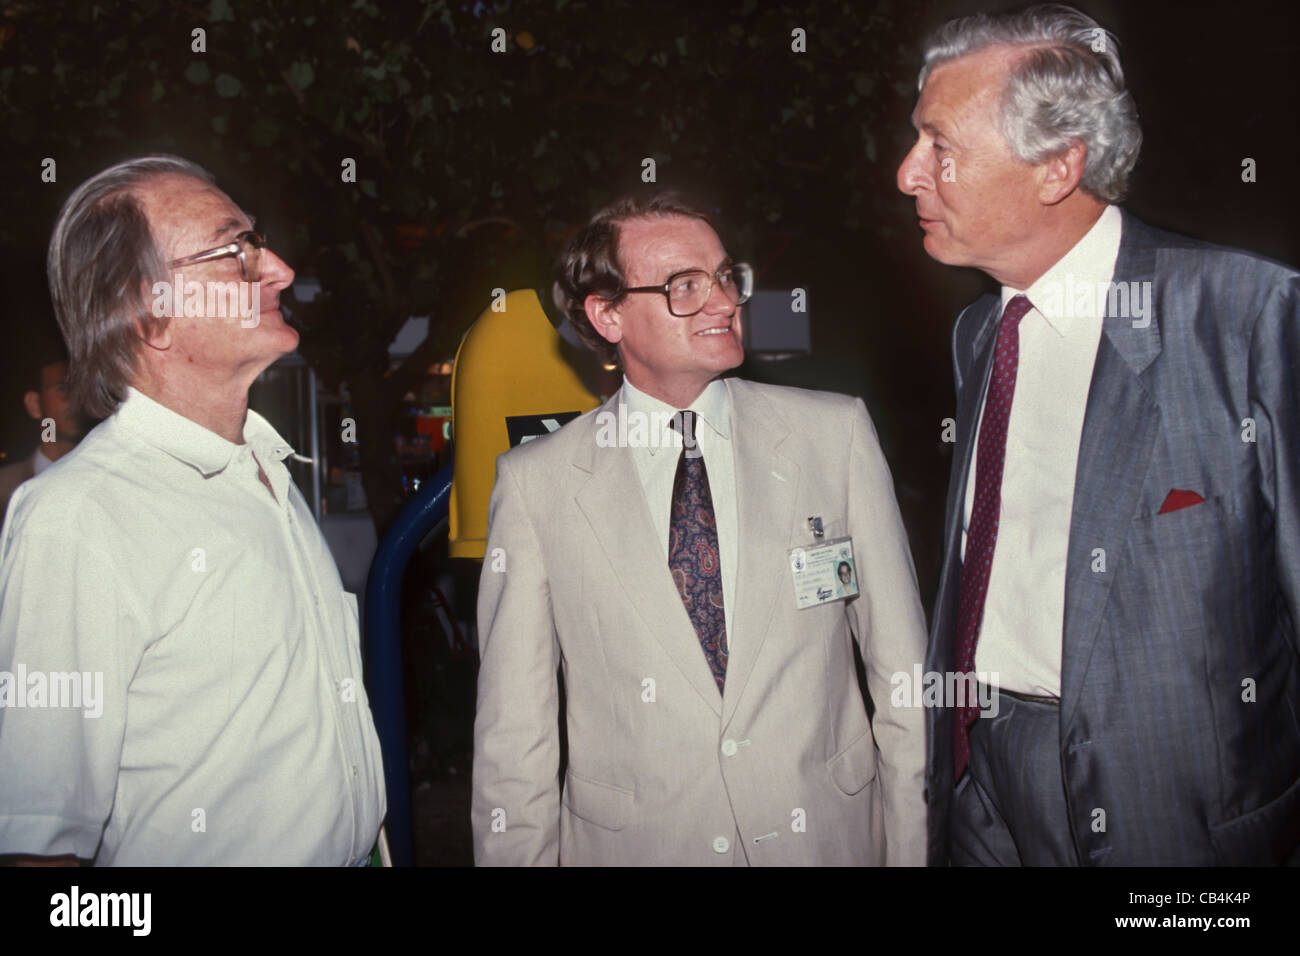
left=471, top=192, right=928, bottom=865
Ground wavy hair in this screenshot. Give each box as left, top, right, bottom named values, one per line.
left=919, top=4, right=1142, bottom=203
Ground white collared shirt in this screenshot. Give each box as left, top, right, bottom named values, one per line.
left=0, top=386, right=386, bottom=865
left=621, top=376, right=739, bottom=642
left=31, top=447, right=53, bottom=476
left=962, top=204, right=1122, bottom=697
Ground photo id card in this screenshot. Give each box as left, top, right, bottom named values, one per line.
left=789, top=536, right=858, bottom=609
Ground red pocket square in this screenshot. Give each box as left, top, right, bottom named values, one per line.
left=1158, top=489, right=1206, bottom=514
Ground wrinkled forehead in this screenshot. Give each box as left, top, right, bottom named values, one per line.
left=133, top=172, right=251, bottom=258
left=617, top=214, right=727, bottom=283
left=917, top=44, right=1023, bottom=116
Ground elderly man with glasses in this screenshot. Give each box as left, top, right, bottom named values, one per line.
left=471, top=192, right=928, bottom=865
left=0, top=156, right=386, bottom=865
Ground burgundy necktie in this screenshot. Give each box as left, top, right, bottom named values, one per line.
left=667, top=411, right=728, bottom=693
left=952, top=294, right=1032, bottom=780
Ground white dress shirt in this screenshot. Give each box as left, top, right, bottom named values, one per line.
left=0, top=386, right=386, bottom=865
left=31, top=446, right=54, bottom=476
left=962, top=204, right=1122, bottom=697
left=621, top=376, right=739, bottom=642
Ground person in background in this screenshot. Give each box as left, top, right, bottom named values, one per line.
left=0, top=336, right=83, bottom=516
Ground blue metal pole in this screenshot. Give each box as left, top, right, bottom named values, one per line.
left=363, top=453, right=455, bottom=867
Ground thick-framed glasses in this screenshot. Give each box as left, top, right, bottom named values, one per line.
left=169, top=230, right=267, bottom=282
left=622, top=261, right=754, bottom=317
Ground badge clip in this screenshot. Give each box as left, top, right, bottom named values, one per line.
left=808, top=516, right=824, bottom=540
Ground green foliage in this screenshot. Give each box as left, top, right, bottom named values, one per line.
left=0, top=0, right=919, bottom=526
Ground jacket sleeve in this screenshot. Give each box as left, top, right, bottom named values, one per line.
left=1248, top=273, right=1300, bottom=659
left=470, top=452, right=562, bottom=865
left=844, top=398, right=930, bottom=866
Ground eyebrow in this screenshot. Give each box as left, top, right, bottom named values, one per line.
left=661, top=255, right=733, bottom=280
left=209, top=218, right=244, bottom=243
left=209, top=211, right=256, bottom=243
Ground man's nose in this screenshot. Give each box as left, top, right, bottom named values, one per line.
left=897, top=141, right=928, bottom=196
left=702, top=277, right=737, bottom=315
left=261, top=248, right=295, bottom=289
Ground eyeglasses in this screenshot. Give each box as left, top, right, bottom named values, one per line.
left=169, top=230, right=268, bottom=282
left=622, top=262, right=753, bottom=317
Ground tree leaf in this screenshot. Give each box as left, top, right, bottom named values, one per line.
left=184, top=61, right=211, bottom=85
left=286, top=60, right=315, bottom=91
left=214, top=73, right=242, bottom=97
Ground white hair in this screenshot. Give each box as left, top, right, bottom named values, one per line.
left=47, top=155, right=215, bottom=417
left=918, top=3, right=1142, bottom=204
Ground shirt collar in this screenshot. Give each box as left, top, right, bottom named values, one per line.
left=1003, top=203, right=1122, bottom=336
left=115, top=386, right=298, bottom=477
left=620, top=376, right=732, bottom=456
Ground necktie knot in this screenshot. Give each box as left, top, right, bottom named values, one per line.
left=671, top=410, right=701, bottom=458
left=1002, top=294, right=1033, bottom=328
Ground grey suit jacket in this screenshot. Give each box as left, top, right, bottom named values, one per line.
left=472, top=378, right=929, bottom=865
left=926, top=210, right=1300, bottom=865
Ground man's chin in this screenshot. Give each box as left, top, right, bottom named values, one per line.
left=272, top=323, right=301, bottom=352
left=922, top=233, right=949, bottom=262
left=706, top=340, right=744, bottom=373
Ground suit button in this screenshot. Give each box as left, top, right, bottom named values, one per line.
left=721, top=738, right=738, bottom=757
left=712, top=836, right=730, bottom=854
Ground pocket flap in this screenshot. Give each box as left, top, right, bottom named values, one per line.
left=827, top=728, right=879, bottom=796
left=562, top=770, right=634, bottom=831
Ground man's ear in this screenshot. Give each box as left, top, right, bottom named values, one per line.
left=1039, top=139, right=1087, bottom=205
left=137, top=280, right=172, bottom=352
left=22, top=390, right=41, bottom=421
left=584, top=294, right=623, bottom=346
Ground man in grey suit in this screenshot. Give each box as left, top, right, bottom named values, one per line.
left=898, top=5, right=1299, bottom=865
left=472, top=192, right=929, bottom=865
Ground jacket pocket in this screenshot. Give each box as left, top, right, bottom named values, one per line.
left=562, top=770, right=634, bottom=831
left=827, top=727, right=878, bottom=796
left=1209, top=773, right=1300, bottom=865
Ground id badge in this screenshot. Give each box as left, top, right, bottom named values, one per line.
left=789, top=536, right=858, bottom=609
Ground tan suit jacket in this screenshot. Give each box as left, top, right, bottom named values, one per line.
left=472, top=378, right=928, bottom=865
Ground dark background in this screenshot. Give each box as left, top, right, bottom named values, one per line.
left=1, top=0, right=1296, bottom=863
left=2, top=0, right=1296, bottom=591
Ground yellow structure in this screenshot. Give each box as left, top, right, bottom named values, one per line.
left=448, top=289, right=603, bottom=560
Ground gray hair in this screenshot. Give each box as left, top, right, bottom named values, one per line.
left=46, top=154, right=215, bottom=418
left=918, top=4, right=1142, bottom=204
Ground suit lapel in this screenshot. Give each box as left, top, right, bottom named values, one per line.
left=1060, top=211, right=1163, bottom=728
left=573, top=394, right=724, bottom=716
left=947, top=297, right=1002, bottom=551
left=720, top=379, right=800, bottom=728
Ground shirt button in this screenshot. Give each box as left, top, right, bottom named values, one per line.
left=712, top=836, right=730, bottom=854
left=721, top=738, right=738, bottom=757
